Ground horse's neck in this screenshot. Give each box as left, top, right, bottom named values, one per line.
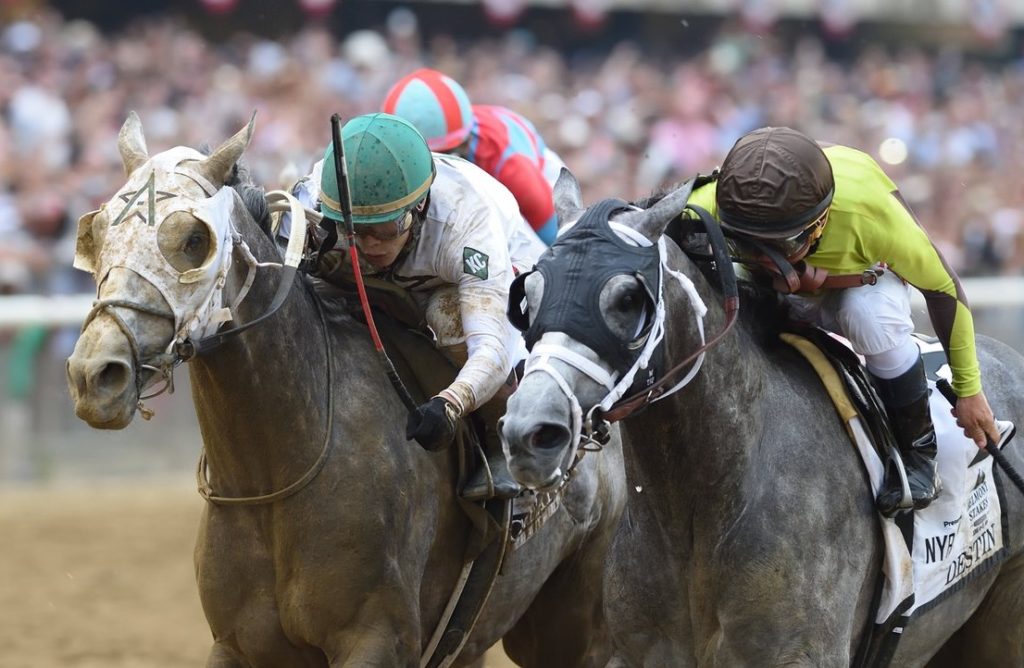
left=622, top=260, right=767, bottom=533
left=188, top=221, right=332, bottom=494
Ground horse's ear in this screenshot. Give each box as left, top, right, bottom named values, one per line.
left=553, top=167, right=584, bottom=229
left=620, top=179, right=695, bottom=242
left=73, top=210, right=99, bottom=274
left=118, top=111, right=149, bottom=177
left=199, top=111, right=256, bottom=186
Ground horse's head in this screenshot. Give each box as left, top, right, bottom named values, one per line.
left=502, top=169, right=696, bottom=489
left=66, top=112, right=256, bottom=428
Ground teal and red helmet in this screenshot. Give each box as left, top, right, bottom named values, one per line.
left=381, top=68, right=474, bottom=152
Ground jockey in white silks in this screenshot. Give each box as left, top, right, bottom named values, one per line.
left=285, top=112, right=545, bottom=501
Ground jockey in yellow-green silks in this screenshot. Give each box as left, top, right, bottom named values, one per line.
left=684, top=126, right=1000, bottom=517
left=282, top=112, right=546, bottom=501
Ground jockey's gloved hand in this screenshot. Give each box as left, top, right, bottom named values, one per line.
left=406, top=396, right=458, bottom=452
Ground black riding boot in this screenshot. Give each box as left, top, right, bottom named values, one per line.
left=461, top=376, right=522, bottom=502
left=874, top=355, right=941, bottom=517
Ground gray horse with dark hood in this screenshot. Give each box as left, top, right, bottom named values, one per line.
left=501, top=169, right=1024, bottom=666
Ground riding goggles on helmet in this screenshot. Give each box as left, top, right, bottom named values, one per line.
left=772, top=207, right=830, bottom=259
left=728, top=206, right=829, bottom=265
left=352, top=210, right=414, bottom=241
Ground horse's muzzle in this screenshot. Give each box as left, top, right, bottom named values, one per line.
left=501, top=416, right=573, bottom=490
left=66, top=352, right=138, bottom=429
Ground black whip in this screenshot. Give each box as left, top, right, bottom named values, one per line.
left=935, top=377, right=1024, bottom=497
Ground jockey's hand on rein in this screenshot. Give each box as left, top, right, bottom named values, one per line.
left=406, top=396, right=457, bottom=451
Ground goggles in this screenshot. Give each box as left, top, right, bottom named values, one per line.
left=352, top=210, right=413, bottom=241
left=770, top=208, right=829, bottom=259
left=728, top=207, right=830, bottom=266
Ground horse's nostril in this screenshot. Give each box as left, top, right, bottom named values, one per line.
left=96, top=361, right=132, bottom=393
left=530, top=424, right=571, bottom=452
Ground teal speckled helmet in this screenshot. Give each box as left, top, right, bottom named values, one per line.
left=319, top=112, right=436, bottom=225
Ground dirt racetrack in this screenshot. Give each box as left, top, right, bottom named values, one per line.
left=0, top=479, right=516, bottom=668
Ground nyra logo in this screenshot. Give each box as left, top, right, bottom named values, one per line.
left=463, top=247, right=489, bottom=280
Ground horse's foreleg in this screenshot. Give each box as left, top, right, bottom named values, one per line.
left=927, top=554, right=1024, bottom=668
left=503, top=542, right=614, bottom=667
left=325, top=632, right=416, bottom=668
left=206, top=642, right=245, bottom=668
left=324, top=607, right=421, bottom=668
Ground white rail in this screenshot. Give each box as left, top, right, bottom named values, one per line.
left=0, top=294, right=95, bottom=329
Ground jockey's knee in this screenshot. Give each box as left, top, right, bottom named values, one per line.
left=864, top=338, right=920, bottom=379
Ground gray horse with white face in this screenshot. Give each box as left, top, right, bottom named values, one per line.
left=65, top=115, right=627, bottom=667
left=501, top=170, right=1024, bottom=666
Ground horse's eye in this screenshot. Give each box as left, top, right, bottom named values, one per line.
left=158, top=213, right=212, bottom=271
left=617, top=290, right=640, bottom=312
left=185, top=232, right=205, bottom=254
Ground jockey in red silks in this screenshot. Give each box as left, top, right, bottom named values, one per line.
left=382, top=68, right=565, bottom=246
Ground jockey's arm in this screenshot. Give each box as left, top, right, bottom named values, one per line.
left=437, top=283, right=517, bottom=416
left=875, top=188, right=981, bottom=398
left=873, top=187, right=1001, bottom=444
left=433, top=203, right=519, bottom=416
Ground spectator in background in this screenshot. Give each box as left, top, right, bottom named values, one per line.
left=3, top=6, right=1024, bottom=300
left=382, top=67, right=566, bottom=245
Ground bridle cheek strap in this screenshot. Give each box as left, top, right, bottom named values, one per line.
left=599, top=242, right=708, bottom=414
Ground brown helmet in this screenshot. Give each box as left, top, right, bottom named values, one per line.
left=716, top=127, right=834, bottom=239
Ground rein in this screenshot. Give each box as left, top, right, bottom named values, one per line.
left=180, top=190, right=311, bottom=358
left=601, top=204, right=739, bottom=423
left=195, top=286, right=336, bottom=505
left=741, top=237, right=883, bottom=294
left=81, top=298, right=182, bottom=418
left=84, top=184, right=337, bottom=504
left=192, top=190, right=337, bottom=505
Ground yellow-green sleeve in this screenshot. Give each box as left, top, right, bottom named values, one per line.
left=871, top=190, right=981, bottom=396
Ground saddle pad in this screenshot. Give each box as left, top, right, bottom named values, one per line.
left=781, top=333, right=1009, bottom=630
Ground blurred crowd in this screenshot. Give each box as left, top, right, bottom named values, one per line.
left=3, top=7, right=1024, bottom=298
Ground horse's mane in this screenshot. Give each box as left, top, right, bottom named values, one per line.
left=227, top=161, right=273, bottom=236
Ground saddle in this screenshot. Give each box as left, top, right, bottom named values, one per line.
left=782, top=327, right=1013, bottom=668
left=784, top=326, right=900, bottom=459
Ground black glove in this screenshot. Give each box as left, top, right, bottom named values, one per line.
left=406, top=396, right=457, bottom=452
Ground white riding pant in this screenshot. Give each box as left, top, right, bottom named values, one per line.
left=786, top=270, right=919, bottom=380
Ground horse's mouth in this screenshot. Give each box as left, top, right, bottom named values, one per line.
left=531, top=468, right=565, bottom=492
left=72, top=391, right=138, bottom=430
left=508, top=452, right=568, bottom=492
left=77, top=408, right=134, bottom=430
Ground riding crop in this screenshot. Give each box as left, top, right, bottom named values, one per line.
left=935, top=378, right=1024, bottom=497
left=329, top=113, right=418, bottom=412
